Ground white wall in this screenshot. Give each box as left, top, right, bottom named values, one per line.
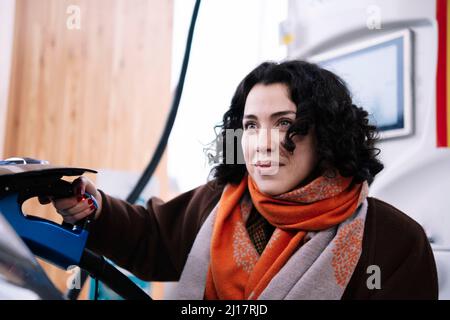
left=168, top=0, right=288, bottom=192
left=287, top=0, right=435, bottom=57
left=0, top=0, right=16, bottom=159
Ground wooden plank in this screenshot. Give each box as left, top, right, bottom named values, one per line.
left=5, top=0, right=173, bottom=298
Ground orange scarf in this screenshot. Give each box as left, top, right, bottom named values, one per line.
left=204, top=173, right=365, bottom=300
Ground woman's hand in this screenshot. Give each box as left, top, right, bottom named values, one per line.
left=39, top=176, right=103, bottom=224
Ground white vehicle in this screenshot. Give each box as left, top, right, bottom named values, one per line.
left=0, top=213, right=62, bottom=300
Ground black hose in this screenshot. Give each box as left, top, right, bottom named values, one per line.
left=79, top=249, right=151, bottom=300
left=126, top=0, right=202, bottom=204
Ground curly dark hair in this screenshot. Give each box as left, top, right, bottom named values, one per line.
left=207, top=60, right=383, bottom=186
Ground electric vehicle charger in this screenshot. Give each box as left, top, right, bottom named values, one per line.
left=0, top=160, right=151, bottom=300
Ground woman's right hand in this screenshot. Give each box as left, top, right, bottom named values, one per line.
left=39, top=176, right=103, bottom=224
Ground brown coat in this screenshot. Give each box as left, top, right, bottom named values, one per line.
left=87, top=179, right=439, bottom=299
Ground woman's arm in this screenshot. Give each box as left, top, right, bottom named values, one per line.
left=343, top=198, right=439, bottom=300
left=85, top=180, right=224, bottom=281
left=369, top=219, right=439, bottom=300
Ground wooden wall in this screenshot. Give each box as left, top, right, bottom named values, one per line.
left=4, top=0, right=173, bottom=298
left=0, top=0, right=16, bottom=159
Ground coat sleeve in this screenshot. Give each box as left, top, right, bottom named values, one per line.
left=85, top=180, right=223, bottom=281
left=370, top=227, right=439, bottom=299
left=368, top=200, right=439, bottom=300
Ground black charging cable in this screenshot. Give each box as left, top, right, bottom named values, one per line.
left=126, top=0, right=202, bottom=204
left=79, top=249, right=151, bottom=300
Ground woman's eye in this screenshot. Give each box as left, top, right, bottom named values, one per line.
left=278, top=119, right=292, bottom=127
left=244, top=122, right=257, bottom=130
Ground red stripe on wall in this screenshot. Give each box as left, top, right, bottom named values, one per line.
left=437, top=0, right=448, bottom=147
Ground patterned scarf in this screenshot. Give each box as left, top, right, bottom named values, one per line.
left=204, top=173, right=368, bottom=300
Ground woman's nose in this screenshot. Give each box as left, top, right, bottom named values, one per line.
left=256, top=129, right=280, bottom=153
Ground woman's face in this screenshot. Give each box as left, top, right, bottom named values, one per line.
left=241, top=83, right=318, bottom=196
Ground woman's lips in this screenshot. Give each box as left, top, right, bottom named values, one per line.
left=254, top=161, right=285, bottom=167
left=253, top=162, right=284, bottom=176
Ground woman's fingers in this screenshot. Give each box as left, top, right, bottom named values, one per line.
left=62, top=206, right=96, bottom=224
left=47, top=175, right=102, bottom=223
left=72, top=176, right=89, bottom=196
left=71, top=176, right=102, bottom=219
left=53, top=194, right=96, bottom=217
left=52, top=196, right=79, bottom=211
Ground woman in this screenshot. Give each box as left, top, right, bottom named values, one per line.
left=49, top=60, right=438, bottom=299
